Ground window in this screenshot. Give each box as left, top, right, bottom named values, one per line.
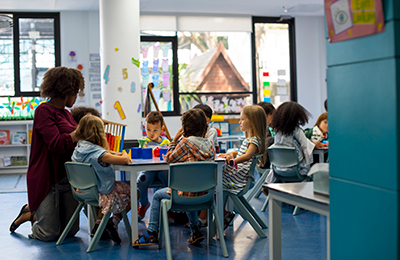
left=0, top=13, right=60, bottom=97
left=252, top=17, right=297, bottom=107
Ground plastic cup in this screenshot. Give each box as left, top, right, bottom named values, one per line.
left=138, top=139, right=146, bottom=148
left=131, top=148, right=142, bottom=159
left=160, top=148, right=168, bottom=161
left=142, top=148, right=153, bottom=159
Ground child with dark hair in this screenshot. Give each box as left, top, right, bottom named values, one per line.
left=256, top=102, right=275, bottom=168
left=133, top=109, right=215, bottom=247
left=264, top=101, right=315, bottom=184
left=70, top=106, right=101, bottom=124
left=137, top=111, right=170, bottom=221
left=193, top=104, right=219, bottom=152
left=311, top=112, right=328, bottom=148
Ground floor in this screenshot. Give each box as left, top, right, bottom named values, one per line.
left=0, top=174, right=327, bottom=260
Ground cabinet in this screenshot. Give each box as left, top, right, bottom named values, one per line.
left=0, top=120, right=33, bottom=174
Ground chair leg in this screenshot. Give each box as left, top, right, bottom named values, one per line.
left=87, top=212, right=111, bottom=253
left=230, top=196, right=267, bottom=238
left=254, top=188, right=263, bottom=198
left=212, top=205, right=229, bottom=258
left=261, top=195, right=269, bottom=212
left=121, top=210, right=132, bottom=242
left=161, top=201, right=172, bottom=260
left=208, top=207, right=214, bottom=245
left=239, top=196, right=268, bottom=229
left=293, top=206, right=300, bottom=216
left=246, top=169, right=269, bottom=202
left=158, top=204, right=164, bottom=250
left=57, top=202, right=85, bottom=246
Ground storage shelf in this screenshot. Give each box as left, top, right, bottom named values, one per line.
left=0, top=144, right=30, bottom=147
left=0, top=165, right=28, bottom=169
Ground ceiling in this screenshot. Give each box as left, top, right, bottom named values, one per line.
left=0, top=0, right=325, bottom=17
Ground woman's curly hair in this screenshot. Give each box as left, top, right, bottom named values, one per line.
left=181, top=109, right=208, bottom=138
left=40, top=67, right=85, bottom=99
left=270, top=101, right=311, bottom=136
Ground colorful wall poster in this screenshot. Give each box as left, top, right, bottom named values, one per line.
left=325, top=0, right=384, bottom=43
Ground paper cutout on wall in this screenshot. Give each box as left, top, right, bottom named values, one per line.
left=118, top=87, right=123, bottom=92
left=161, top=43, right=171, bottom=58
left=153, top=44, right=160, bottom=59
left=142, top=74, right=149, bottom=89
left=113, top=101, right=126, bottom=120
left=263, top=88, right=271, bottom=96
left=162, top=90, right=171, bottom=102
left=330, top=0, right=353, bottom=35
left=103, top=65, right=110, bottom=84
left=152, top=73, right=159, bottom=87
left=122, top=68, right=128, bottom=79
left=153, top=89, right=161, bottom=104
left=142, top=61, right=149, bottom=74
left=137, top=103, right=142, bottom=113
left=76, top=64, right=83, bottom=73
left=277, top=70, right=286, bottom=76
left=114, top=48, right=119, bottom=52
left=162, top=59, right=169, bottom=72
left=277, top=87, right=287, bottom=95
left=141, top=42, right=150, bottom=59
left=263, top=72, right=269, bottom=77
left=132, top=58, right=140, bottom=67
left=277, top=79, right=286, bottom=87
left=69, top=51, right=76, bottom=62
left=153, top=59, right=159, bottom=72
left=162, top=72, right=170, bottom=87
left=263, top=82, right=270, bottom=87
left=131, top=82, right=136, bottom=93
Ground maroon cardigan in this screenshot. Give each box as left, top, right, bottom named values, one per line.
left=27, top=103, right=77, bottom=212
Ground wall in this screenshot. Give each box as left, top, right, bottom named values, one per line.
left=60, top=11, right=100, bottom=110
left=327, top=0, right=399, bottom=258
left=296, top=16, right=327, bottom=128
left=60, top=12, right=327, bottom=137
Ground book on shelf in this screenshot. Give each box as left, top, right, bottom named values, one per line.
left=29, top=130, right=33, bottom=144
left=0, top=130, right=10, bottom=145
left=2, top=157, right=11, bottom=167
left=11, top=132, right=27, bottom=145
left=11, top=156, right=27, bottom=166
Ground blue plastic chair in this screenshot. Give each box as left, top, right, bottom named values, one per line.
left=56, top=161, right=132, bottom=253
left=223, top=154, right=268, bottom=238
left=261, top=145, right=312, bottom=215
left=246, top=165, right=270, bottom=202
left=158, top=162, right=228, bottom=260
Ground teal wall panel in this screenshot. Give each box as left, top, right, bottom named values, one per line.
left=330, top=179, right=398, bottom=260
left=327, top=58, right=398, bottom=190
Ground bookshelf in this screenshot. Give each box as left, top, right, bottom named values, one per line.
left=0, top=120, right=32, bottom=174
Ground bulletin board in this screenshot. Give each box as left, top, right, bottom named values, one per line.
left=325, top=0, right=385, bottom=43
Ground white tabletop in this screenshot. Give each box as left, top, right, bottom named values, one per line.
left=267, top=182, right=329, bottom=205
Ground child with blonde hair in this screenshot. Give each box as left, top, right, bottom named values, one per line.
left=72, top=115, right=132, bottom=244
left=218, top=105, right=267, bottom=228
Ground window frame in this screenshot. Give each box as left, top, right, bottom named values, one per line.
left=251, top=16, right=297, bottom=103
left=1, top=12, right=60, bottom=97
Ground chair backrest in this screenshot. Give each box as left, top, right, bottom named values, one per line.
left=64, top=161, right=100, bottom=206
left=168, top=162, right=218, bottom=211
left=268, top=144, right=306, bottom=181
left=236, top=154, right=262, bottom=197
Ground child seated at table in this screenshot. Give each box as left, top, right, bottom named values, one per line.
left=137, top=111, right=170, bottom=221
left=310, top=112, right=328, bottom=148
left=263, top=101, right=315, bottom=187
left=72, top=115, right=133, bottom=244
left=256, top=101, right=275, bottom=168
left=133, top=109, right=215, bottom=247
left=193, top=104, right=219, bottom=152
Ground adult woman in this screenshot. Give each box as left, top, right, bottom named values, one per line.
left=9, top=67, right=85, bottom=241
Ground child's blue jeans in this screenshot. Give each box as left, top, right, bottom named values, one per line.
left=147, top=188, right=199, bottom=233
left=137, top=170, right=168, bottom=207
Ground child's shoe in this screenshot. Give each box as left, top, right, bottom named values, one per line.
left=105, top=218, right=121, bottom=244
left=138, top=202, right=150, bottom=221
left=167, top=211, right=175, bottom=224
left=133, top=230, right=159, bottom=247
left=188, top=225, right=204, bottom=245
left=90, top=222, right=110, bottom=240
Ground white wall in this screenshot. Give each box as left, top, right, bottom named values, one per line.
left=295, top=16, right=327, bottom=129
left=60, top=12, right=327, bottom=134
left=60, top=11, right=100, bottom=110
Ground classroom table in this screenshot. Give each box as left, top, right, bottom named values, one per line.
left=112, top=157, right=226, bottom=245
left=313, top=147, right=328, bottom=163
left=217, top=135, right=245, bottom=152
left=267, top=182, right=330, bottom=260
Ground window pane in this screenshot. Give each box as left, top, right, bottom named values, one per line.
left=254, top=23, right=291, bottom=107
left=140, top=41, right=174, bottom=112
left=178, top=31, right=252, bottom=114
left=19, top=18, right=55, bottom=92
left=0, top=14, right=14, bottom=96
